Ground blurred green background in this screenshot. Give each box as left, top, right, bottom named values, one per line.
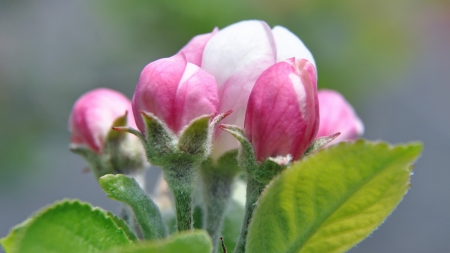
left=1, top=0, right=449, bottom=252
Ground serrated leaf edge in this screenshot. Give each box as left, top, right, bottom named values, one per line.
left=1, top=199, right=134, bottom=253
left=248, top=140, right=423, bottom=253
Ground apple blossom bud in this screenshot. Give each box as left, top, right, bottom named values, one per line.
left=130, top=54, right=221, bottom=232
left=132, top=54, right=219, bottom=136
left=69, top=88, right=146, bottom=179
left=317, top=89, right=364, bottom=143
left=69, top=88, right=136, bottom=153
left=244, top=58, right=319, bottom=162
left=177, top=28, right=218, bottom=67
left=201, top=20, right=316, bottom=159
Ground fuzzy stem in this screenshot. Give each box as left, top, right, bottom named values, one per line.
left=172, top=187, right=194, bottom=231
left=234, top=175, right=265, bottom=253
left=162, top=156, right=197, bottom=232
left=202, top=172, right=235, bottom=253
left=200, top=151, right=240, bottom=252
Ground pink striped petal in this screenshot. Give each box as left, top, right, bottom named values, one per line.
left=244, top=59, right=319, bottom=161
left=173, top=62, right=219, bottom=132
left=178, top=27, right=218, bottom=66
left=132, top=54, right=218, bottom=135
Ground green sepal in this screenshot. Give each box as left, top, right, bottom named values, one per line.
left=99, top=174, right=168, bottom=240
left=108, top=230, right=212, bottom=253
left=105, top=113, right=145, bottom=174
left=219, top=125, right=257, bottom=176
left=112, top=126, right=145, bottom=145
left=257, top=159, right=286, bottom=185
left=140, top=112, right=177, bottom=165
left=220, top=125, right=286, bottom=184
left=1, top=200, right=133, bottom=253
left=178, top=115, right=211, bottom=158
left=302, top=132, right=341, bottom=158
left=247, top=140, right=423, bottom=253
left=106, top=112, right=129, bottom=142
left=178, top=111, right=232, bottom=161
left=210, top=110, right=232, bottom=129
left=201, top=149, right=240, bottom=178
left=70, top=112, right=145, bottom=178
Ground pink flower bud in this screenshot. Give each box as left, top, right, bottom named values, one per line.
left=199, top=20, right=315, bottom=158
left=317, top=89, right=364, bottom=143
left=177, top=28, right=218, bottom=67
left=132, top=54, right=219, bottom=135
left=69, top=88, right=136, bottom=153
left=244, top=58, right=319, bottom=162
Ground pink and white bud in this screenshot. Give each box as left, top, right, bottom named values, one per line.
left=132, top=54, right=219, bottom=135
left=317, top=89, right=364, bottom=143
left=244, top=58, right=319, bottom=162
left=200, top=20, right=315, bottom=158
left=177, top=28, right=218, bottom=67
left=69, top=88, right=136, bottom=153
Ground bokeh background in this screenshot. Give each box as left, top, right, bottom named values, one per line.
left=1, top=0, right=449, bottom=252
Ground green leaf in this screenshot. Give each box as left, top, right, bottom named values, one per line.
left=99, top=174, right=168, bottom=240
left=106, top=211, right=138, bottom=241
left=109, top=230, right=212, bottom=253
left=1, top=200, right=133, bottom=253
left=247, top=140, right=422, bottom=253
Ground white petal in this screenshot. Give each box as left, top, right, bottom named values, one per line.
left=272, top=26, right=316, bottom=67
left=202, top=20, right=276, bottom=87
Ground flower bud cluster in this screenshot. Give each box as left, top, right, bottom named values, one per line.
left=68, top=19, right=364, bottom=248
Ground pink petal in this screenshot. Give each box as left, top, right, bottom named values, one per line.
left=132, top=54, right=218, bottom=135
left=245, top=59, right=318, bottom=161
left=317, top=89, right=364, bottom=143
left=69, top=88, right=134, bottom=153
left=245, top=59, right=319, bottom=161
left=132, top=54, right=186, bottom=133
left=178, top=27, right=218, bottom=66
left=174, top=62, right=219, bottom=133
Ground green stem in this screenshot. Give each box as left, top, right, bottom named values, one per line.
left=162, top=155, right=197, bottom=232
left=202, top=172, right=235, bottom=253
left=172, top=186, right=194, bottom=231
left=233, top=175, right=265, bottom=253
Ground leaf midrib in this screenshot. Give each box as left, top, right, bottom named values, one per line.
left=286, top=157, right=405, bottom=253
